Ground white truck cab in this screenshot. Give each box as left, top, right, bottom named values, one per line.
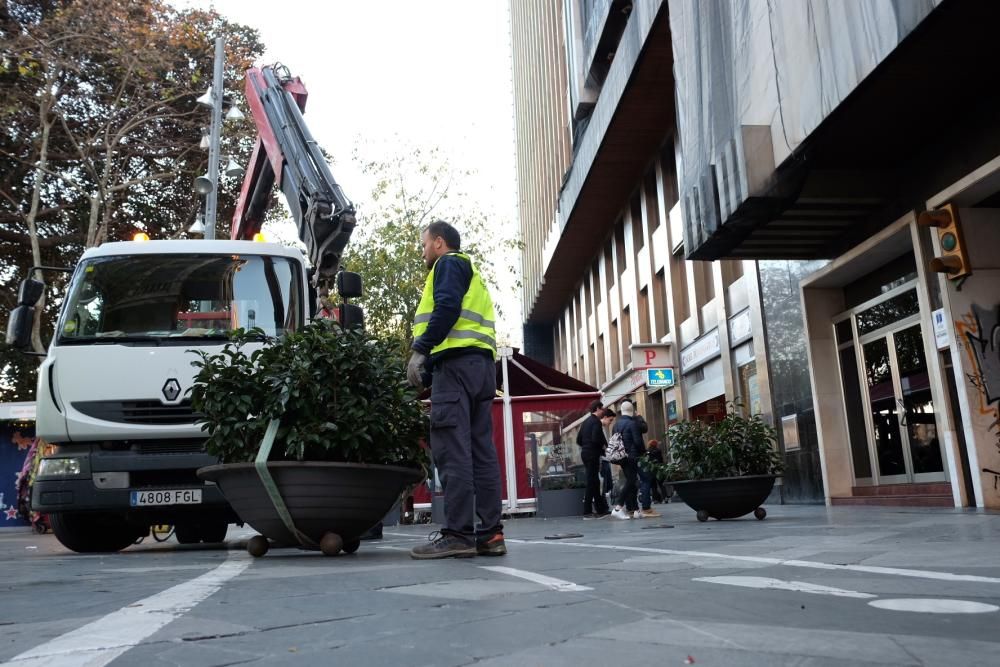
left=23, top=239, right=309, bottom=551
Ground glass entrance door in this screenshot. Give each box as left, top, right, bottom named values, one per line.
left=860, top=322, right=945, bottom=483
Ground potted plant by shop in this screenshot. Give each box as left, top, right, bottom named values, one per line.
left=644, top=406, right=782, bottom=522
left=191, top=320, right=428, bottom=557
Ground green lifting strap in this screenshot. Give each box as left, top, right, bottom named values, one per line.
left=254, top=418, right=317, bottom=549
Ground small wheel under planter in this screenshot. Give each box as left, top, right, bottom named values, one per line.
left=754, top=507, right=767, bottom=520
left=342, top=539, right=361, bottom=555
left=320, top=532, right=344, bottom=556
left=696, top=510, right=710, bottom=522
left=247, top=535, right=269, bottom=557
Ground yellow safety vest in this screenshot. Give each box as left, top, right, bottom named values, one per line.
left=412, top=251, right=497, bottom=358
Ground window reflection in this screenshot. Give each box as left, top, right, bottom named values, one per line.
left=856, top=289, right=919, bottom=335
left=524, top=409, right=587, bottom=491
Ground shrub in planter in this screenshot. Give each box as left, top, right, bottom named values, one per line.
left=189, top=320, right=428, bottom=470
left=646, top=408, right=782, bottom=483
left=189, top=321, right=428, bottom=554
left=644, top=406, right=783, bottom=521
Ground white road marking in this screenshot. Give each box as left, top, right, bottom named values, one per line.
left=507, top=539, right=1000, bottom=585
left=3, top=556, right=250, bottom=667
left=694, top=575, right=876, bottom=599
left=479, top=566, right=592, bottom=592
left=868, top=598, right=999, bottom=614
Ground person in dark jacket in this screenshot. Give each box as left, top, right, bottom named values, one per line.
left=577, top=400, right=611, bottom=518
left=599, top=408, right=615, bottom=499
left=646, top=439, right=666, bottom=503
left=610, top=400, right=644, bottom=519
left=638, top=439, right=663, bottom=517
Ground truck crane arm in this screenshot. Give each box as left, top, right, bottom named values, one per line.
left=231, top=64, right=356, bottom=293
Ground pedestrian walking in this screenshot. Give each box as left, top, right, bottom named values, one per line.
left=646, top=439, right=666, bottom=503
left=577, top=400, right=611, bottom=518
left=599, top=408, right=615, bottom=506
left=610, top=400, right=644, bottom=519
left=638, top=439, right=663, bottom=518
left=407, top=221, right=505, bottom=559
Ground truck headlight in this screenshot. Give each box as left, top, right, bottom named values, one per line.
left=38, top=458, right=82, bottom=476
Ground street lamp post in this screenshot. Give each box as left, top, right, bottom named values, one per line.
left=203, top=37, right=225, bottom=240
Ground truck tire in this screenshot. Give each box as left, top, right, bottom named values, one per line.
left=200, top=521, right=228, bottom=544
left=50, top=513, right=142, bottom=553
left=174, top=523, right=202, bottom=544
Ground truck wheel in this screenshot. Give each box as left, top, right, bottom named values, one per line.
left=50, top=513, right=142, bottom=553
left=200, top=521, right=228, bottom=544
left=174, top=523, right=202, bottom=544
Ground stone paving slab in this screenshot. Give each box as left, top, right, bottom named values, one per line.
left=3, top=504, right=1000, bottom=665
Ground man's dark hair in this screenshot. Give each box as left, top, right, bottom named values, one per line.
left=424, top=220, right=461, bottom=250
left=602, top=408, right=616, bottom=418
left=588, top=399, right=604, bottom=414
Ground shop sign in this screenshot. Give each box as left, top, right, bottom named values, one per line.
left=603, top=368, right=648, bottom=400
left=0, top=403, right=35, bottom=421
left=932, top=308, right=949, bottom=350
left=646, top=368, right=675, bottom=387
left=630, top=343, right=672, bottom=369
left=666, top=400, right=678, bottom=423
left=680, top=329, right=720, bottom=372
left=728, top=309, right=753, bottom=345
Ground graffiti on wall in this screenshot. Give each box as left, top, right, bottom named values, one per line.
left=955, top=302, right=1000, bottom=491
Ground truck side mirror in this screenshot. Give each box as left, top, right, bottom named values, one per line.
left=6, top=305, right=34, bottom=349
left=338, top=303, right=364, bottom=330
left=336, top=271, right=362, bottom=299
left=18, top=277, right=44, bottom=306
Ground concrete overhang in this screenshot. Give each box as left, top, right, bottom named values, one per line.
left=687, top=0, right=1000, bottom=262
left=526, top=1, right=673, bottom=324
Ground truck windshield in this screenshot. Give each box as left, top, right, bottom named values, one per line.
left=57, top=254, right=302, bottom=344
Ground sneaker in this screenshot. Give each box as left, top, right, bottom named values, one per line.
left=631, top=510, right=644, bottom=519
left=611, top=507, right=631, bottom=520
left=410, top=531, right=476, bottom=560
left=641, top=509, right=662, bottom=518
left=476, top=532, right=507, bottom=556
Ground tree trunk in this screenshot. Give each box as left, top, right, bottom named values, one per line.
left=27, top=114, right=54, bottom=355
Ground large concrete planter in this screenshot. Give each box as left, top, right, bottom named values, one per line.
left=671, top=474, right=777, bottom=522
left=537, top=487, right=586, bottom=518
left=198, top=461, right=423, bottom=556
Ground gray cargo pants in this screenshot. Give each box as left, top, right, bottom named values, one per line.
left=429, top=353, right=502, bottom=540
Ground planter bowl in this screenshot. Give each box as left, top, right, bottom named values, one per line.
left=198, top=462, right=423, bottom=552
left=670, top=474, right=776, bottom=521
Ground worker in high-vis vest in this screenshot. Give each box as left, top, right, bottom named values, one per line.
left=407, top=220, right=506, bottom=560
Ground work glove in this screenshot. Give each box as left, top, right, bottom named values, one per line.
left=407, top=352, right=427, bottom=388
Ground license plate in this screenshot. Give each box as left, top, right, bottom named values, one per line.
left=130, top=489, right=202, bottom=506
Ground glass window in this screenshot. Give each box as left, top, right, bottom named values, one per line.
left=855, top=289, right=919, bottom=335
left=838, top=345, right=872, bottom=479
left=737, top=361, right=761, bottom=416
left=835, top=319, right=853, bottom=345
left=58, top=254, right=302, bottom=344
left=524, top=408, right=588, bottom=492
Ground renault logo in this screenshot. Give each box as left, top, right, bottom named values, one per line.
left=162, top=378, right=181, bottom=402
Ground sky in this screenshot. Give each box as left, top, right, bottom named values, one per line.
left=174, top=0, right=523, bottom=345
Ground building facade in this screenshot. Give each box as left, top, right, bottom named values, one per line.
left=511, top=1, right=824, bottom=501
left=670, top=0, right=1000, bottom=509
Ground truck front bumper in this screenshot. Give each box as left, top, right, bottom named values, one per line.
left=31, top=448, right=240, bottom=523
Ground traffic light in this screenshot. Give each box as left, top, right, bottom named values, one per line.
left=917, top=203, right=970, bottom=279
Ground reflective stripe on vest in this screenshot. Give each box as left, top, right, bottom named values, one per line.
left=412, top=251, right=497, bottom=358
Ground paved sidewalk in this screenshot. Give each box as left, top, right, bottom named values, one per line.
left=2, top=503, right=999, bottom=665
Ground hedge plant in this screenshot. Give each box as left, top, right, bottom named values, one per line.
left=644, top=405, right=782, bottom=482
left=189, top=320, right=428, bottom=471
